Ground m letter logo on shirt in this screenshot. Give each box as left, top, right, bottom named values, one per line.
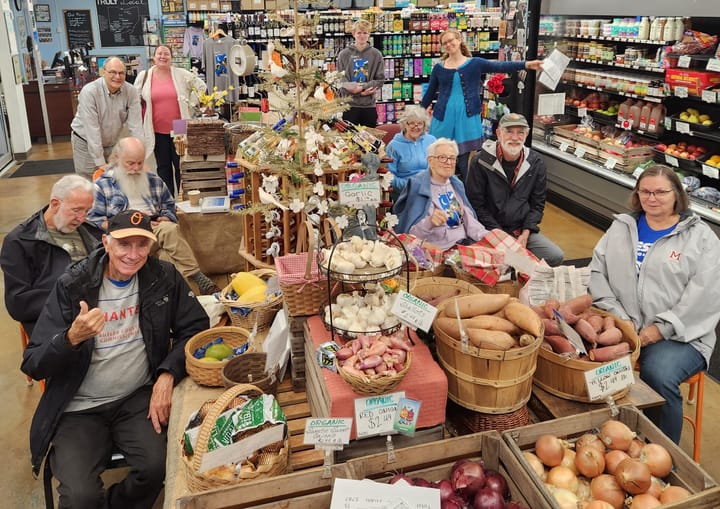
left=669, top=250, right=681, bottom=261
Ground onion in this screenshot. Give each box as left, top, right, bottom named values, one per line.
left=474, top=487, right=505, bottom=509
left=627, top=438, right=645, bottom=458
left=535, top=434, right=566, bottom=467
left=615, top=458, right=652, bottom=495
left=630, top=493, right=661, bottom=508
left=599, top=419, right=636, bottom=451
left=389, top=473, right=413, bottom=485
left=523, top=451, right=547, bottom=481
left=484, top=469, right=510, bottom=500
left=575, top=446, right=605, bottom=478
left=561, top=448, right=579, bottom=475
left=604, top=449, right=630, bottom=475
left=576, top=433, right=606, bottom=454
left=451, top=459, right=486, bottom=500
left=590, top=474, right=625, bottom=509
left=546, top=466, right=579, bottom=493
left=545, top=485, right=579, bottom=509
left=503, top=502, right=528, bottom=509
left=584, top=501, right=615, bottom=509
left=437, top=479, right=454, bottom=502
left=646, top=476, right=665, bottom=499
left=413, top=477, right=433, bottom=488
left=441, top=494, right=465, bottom=509
left=576, top=477, right=591, bottom=502
left=639, top=443, right=673, bottom=478
left=659, top=485, right=692, bottom=504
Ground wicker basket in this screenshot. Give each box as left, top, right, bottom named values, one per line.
left=533, top=307, right=640, bottom=403
left=219, top=269, right=282, bottom=330
left=222, top=352, right=279, bottom=395
left=433, top=300, right=543, bottom=414
left=338, top=352, right=412, bottom=396
left=409, top=276, right=483, bottom=305
left=462, top=405, right=530, bottom=433
left=452, top=265, right=521, bottom=298
left=185, top=326, right=255, bottom=387
left=183, top=383, right=290, bottom=492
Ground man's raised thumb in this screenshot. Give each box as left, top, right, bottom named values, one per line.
left=79, top=300, right=89, bottom=315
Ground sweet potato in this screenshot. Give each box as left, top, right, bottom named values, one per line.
left=542, top=318, right=564, bottom=337
left=519, top=334, right=537, bottom=347
left=544, top=299, right=561, bottom=319
left=586, top=314, right=605, bottom=333
left=425, top=289, right=461, bottom=307
left=556, top=305, right=580, bottom=324
left=504, top=302, right=543, bottom=337
left=435, top=315, right=519, bottom=338
left=596, top=326, right=623, bottom=346
left=531, top=305, right=548, bottom=319
left=434, top=316, right=463, bottom=341
left=443, top=294, right=510, bottom=318
left=589, top=343, right=631, bottom=362
left=574, top=318, right=598, bottom=343
left=564, top=294, right=593, bottom=315
left=545, top=335, right=578, bottom=356
left=603, top=315, right=615, bottom=332
left=467, top=328, right=517, bottom=351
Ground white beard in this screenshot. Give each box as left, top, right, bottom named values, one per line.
left=501, top=142, right=524, bottom=161
left=115, top=169, right=152, bottom=205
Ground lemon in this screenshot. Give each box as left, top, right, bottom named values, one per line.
left=200, top=356, right=221, bottom=362
left=231, top=272, right=267, bottom=296
left=205, top=343, right=234, bottom=361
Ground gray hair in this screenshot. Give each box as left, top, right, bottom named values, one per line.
left=102, top=57, right=125, bottom=71
left=398, top=105, right=430, bottom=132
left=427, top=138, right=459, bottom=157
left=109, top=137, right=146, bottom=164
left=50, top=174, right=94, bottom=200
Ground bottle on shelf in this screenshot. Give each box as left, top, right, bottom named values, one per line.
left=627, top=100, right=643, bottom=130
left=662, top=17, right=675, bottom=43
left=638, top=17, right=650, bottom=41
left=674, top=17, right=685, bottom=42
left=638, top=102, right=653, bottom=131
left=647, top=104, right=666, bottom=136
left=617, top=98, right=634, bottom=124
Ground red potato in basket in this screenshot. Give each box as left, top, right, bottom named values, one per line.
left=545, top=335, right=578, bottom=356
left=589, top=343, right=631, bottom=362
left=596, top=327, right=623, bottom=346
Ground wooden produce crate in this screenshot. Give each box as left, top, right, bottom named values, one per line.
left=345, top=431, right=553, bottom=509
left=186, top=118, right=226, bottom=155
left=180, top=155, right=227, bottom=198
left=502, top=405, right=720, bottom=509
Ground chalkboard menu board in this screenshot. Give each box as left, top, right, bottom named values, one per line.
left=64, top=10, right=94, bottom=50
left=96, top=0, right=150, bottom=47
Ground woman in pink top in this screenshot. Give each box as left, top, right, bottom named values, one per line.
left=135, top=45, right=206, bottom=195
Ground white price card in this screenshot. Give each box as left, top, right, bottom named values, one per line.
left=675, top=121, right=691, bottom=134
left=559, top=141, right=570, bottom=152
left=707, top=58, right=720, bottom=73
left=674, top=86, right=689, bottom=98
left=575, top=145, right=586, bottom=158
left=338, top=181, right=382, bottom=208
left=304, top=418, right=352, bottom=448
left=577, top=107, right=588, bottom=118
left=664, top=117, right=673, bottom=131
left=584, top=355, right=635, bottom=401
left=354, top=392, right=405, bottom=439
left=703, top=164, right=720, bottom=180
left=604, top=157, right=618, bottom=170
left=665, top=154, right=680, bottom=167
left=390, top=290, right=438, bottom=333
left=330, top=478, right=441, bottom=509
left=702, top=89, right=717, bottom=104
left=678, top=55, right=692, bottom=68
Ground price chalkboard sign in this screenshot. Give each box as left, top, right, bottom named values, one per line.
left=96, top=0, right=150, bottom=48
left=64, top=10, right=94, bottom=50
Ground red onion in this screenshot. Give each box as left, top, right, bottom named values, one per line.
left=451, top=459, right=486, bottom=500
left=437, top=479, right=455, bottom=502
left=441, top=495, right=466, bottom=509
left=504, top=503, right=529, bottom=509
left=389, top=473, right=413, bottom=485
left=474, top=487, right=505, bottom=509
left=483, top=469, right=510, bottom=500
left=413, top=477, right=433, bottom=488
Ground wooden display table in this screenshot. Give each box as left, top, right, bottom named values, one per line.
left=529, top=379, right=665, bottom=421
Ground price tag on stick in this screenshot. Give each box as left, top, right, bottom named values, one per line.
left=584, top=355, right=635, bottom=401
left=354, top=392, right=405, bottom=439
left=390, top=290, right=438, bottom=333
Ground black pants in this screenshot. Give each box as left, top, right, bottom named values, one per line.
left=343, top=106, right=378, bottom=128
left=50, top=386, right=166, bottom=509
left=155, top=133, right=180, bottom=195
left=455, top=152, right=470, bottom=181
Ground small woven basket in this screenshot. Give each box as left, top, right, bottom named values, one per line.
left=185, top=326, right=255, bottom=387
left=219, top=269, right=283, bottom=330
left=182, top=383, right=290, bottom=492
left=338, top=352, right=412, bottom=396
left=221, top=352, right=279, bottom=395
left=410, top=276, right=483, bottom=305
left=462, top=405, right=530, bottom=433
left=451, top=265, right=521, bottom=298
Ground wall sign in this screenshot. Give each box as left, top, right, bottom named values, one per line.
left=96, top=0, right=150, bottom=47
left=63, top=10, right=94, bottom=50
left=34, top=4, right=51, bottom=23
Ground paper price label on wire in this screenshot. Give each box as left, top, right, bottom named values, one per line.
left=678, top=55, right=692, bottom=68
left=584, top=355, right=635, bottom=401
left=702, top=89, right=717, bottom=104
left=354, top=392, right=405, bottom=439
left=674, top=86, right=689, bottom=98
left=574, top=146, right=586, bottom=159
left=665, top=154, right=679, bottom=167
left=676, top=121, right=691, bottom=134
left=559, top=141, right=570, bottom=152
left=577, top=107, right=588, bottom=118
left=303, top=418, right=352, bottom=448
left=338, top=181, right=382, bottom=208
left=604, top=157, right=618, bottom=170
left=702, top=164, right=720, bottom=180
left=664, top=117, right=673, bottom=131
left=632, top=166, right=646, bottom=179
left=390, top=290, right=437, bottom=333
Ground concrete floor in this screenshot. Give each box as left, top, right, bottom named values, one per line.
left=1, top=143, right=719, bottom=507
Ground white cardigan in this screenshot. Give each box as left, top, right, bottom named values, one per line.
left=134, top=66, right=207, bottom=158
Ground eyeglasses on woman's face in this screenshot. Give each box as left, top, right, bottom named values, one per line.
left=430, top=154, right=457, bottom=164
left=637, top=189, right=673, bottom=199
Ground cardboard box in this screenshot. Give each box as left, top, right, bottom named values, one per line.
left=241, top=0, right=265, bottom=10
left=665, top=68, right=720, bottom=96
left=503, top=406, right=720, bottom=509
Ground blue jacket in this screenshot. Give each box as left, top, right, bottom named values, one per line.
left=420, top=58, right=526, bottom=121
left=394, top=169, right=476, bottom=234
left=386, top=132, right=436, bottom=195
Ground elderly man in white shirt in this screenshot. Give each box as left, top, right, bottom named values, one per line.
left=70, top=57, right=145, bottom=180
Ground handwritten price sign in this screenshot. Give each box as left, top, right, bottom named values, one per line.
left=354, top=392, right=405, bottom=439
left=584, top=355, right=634, bottom=401
left=303, top=418, right=352, bottom=447
left=338, top=181, right=382, bottom=208
left=390, top=290, right=437, bottom=332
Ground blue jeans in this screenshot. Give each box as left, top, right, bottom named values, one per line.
left=639, top=339, right=706, bottom=444
left=526, top=232, right=564, bottom=267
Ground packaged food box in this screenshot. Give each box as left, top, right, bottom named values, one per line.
left=665, top=68, right=720, bottom=96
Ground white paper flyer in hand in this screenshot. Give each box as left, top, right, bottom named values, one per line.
left=538, top=49, right=571, bottom=91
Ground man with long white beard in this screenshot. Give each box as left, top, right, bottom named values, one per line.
left=88, top=137, right=221, bottom=294
left=465, top=113, right=564, bottom=266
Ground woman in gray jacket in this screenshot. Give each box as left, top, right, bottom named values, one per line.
left=589, top=165, right=720, bottom=443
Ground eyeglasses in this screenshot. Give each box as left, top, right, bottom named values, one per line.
left=406, top=121, right=425, bottom=128
left=105, top=70, right=125, bottom=76
left=638, top=189, right=673, bottom=198
left=431, top=155, right=457, bottom=164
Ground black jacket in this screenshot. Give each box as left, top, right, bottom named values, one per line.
left=21, top=248, right=209, bottom=475
left=465, top=139, right=547, bottom=234
left=0, top=208, right=103, bottom=336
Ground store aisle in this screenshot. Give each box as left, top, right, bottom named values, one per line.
left=1, top=142, right=719, bottom=507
